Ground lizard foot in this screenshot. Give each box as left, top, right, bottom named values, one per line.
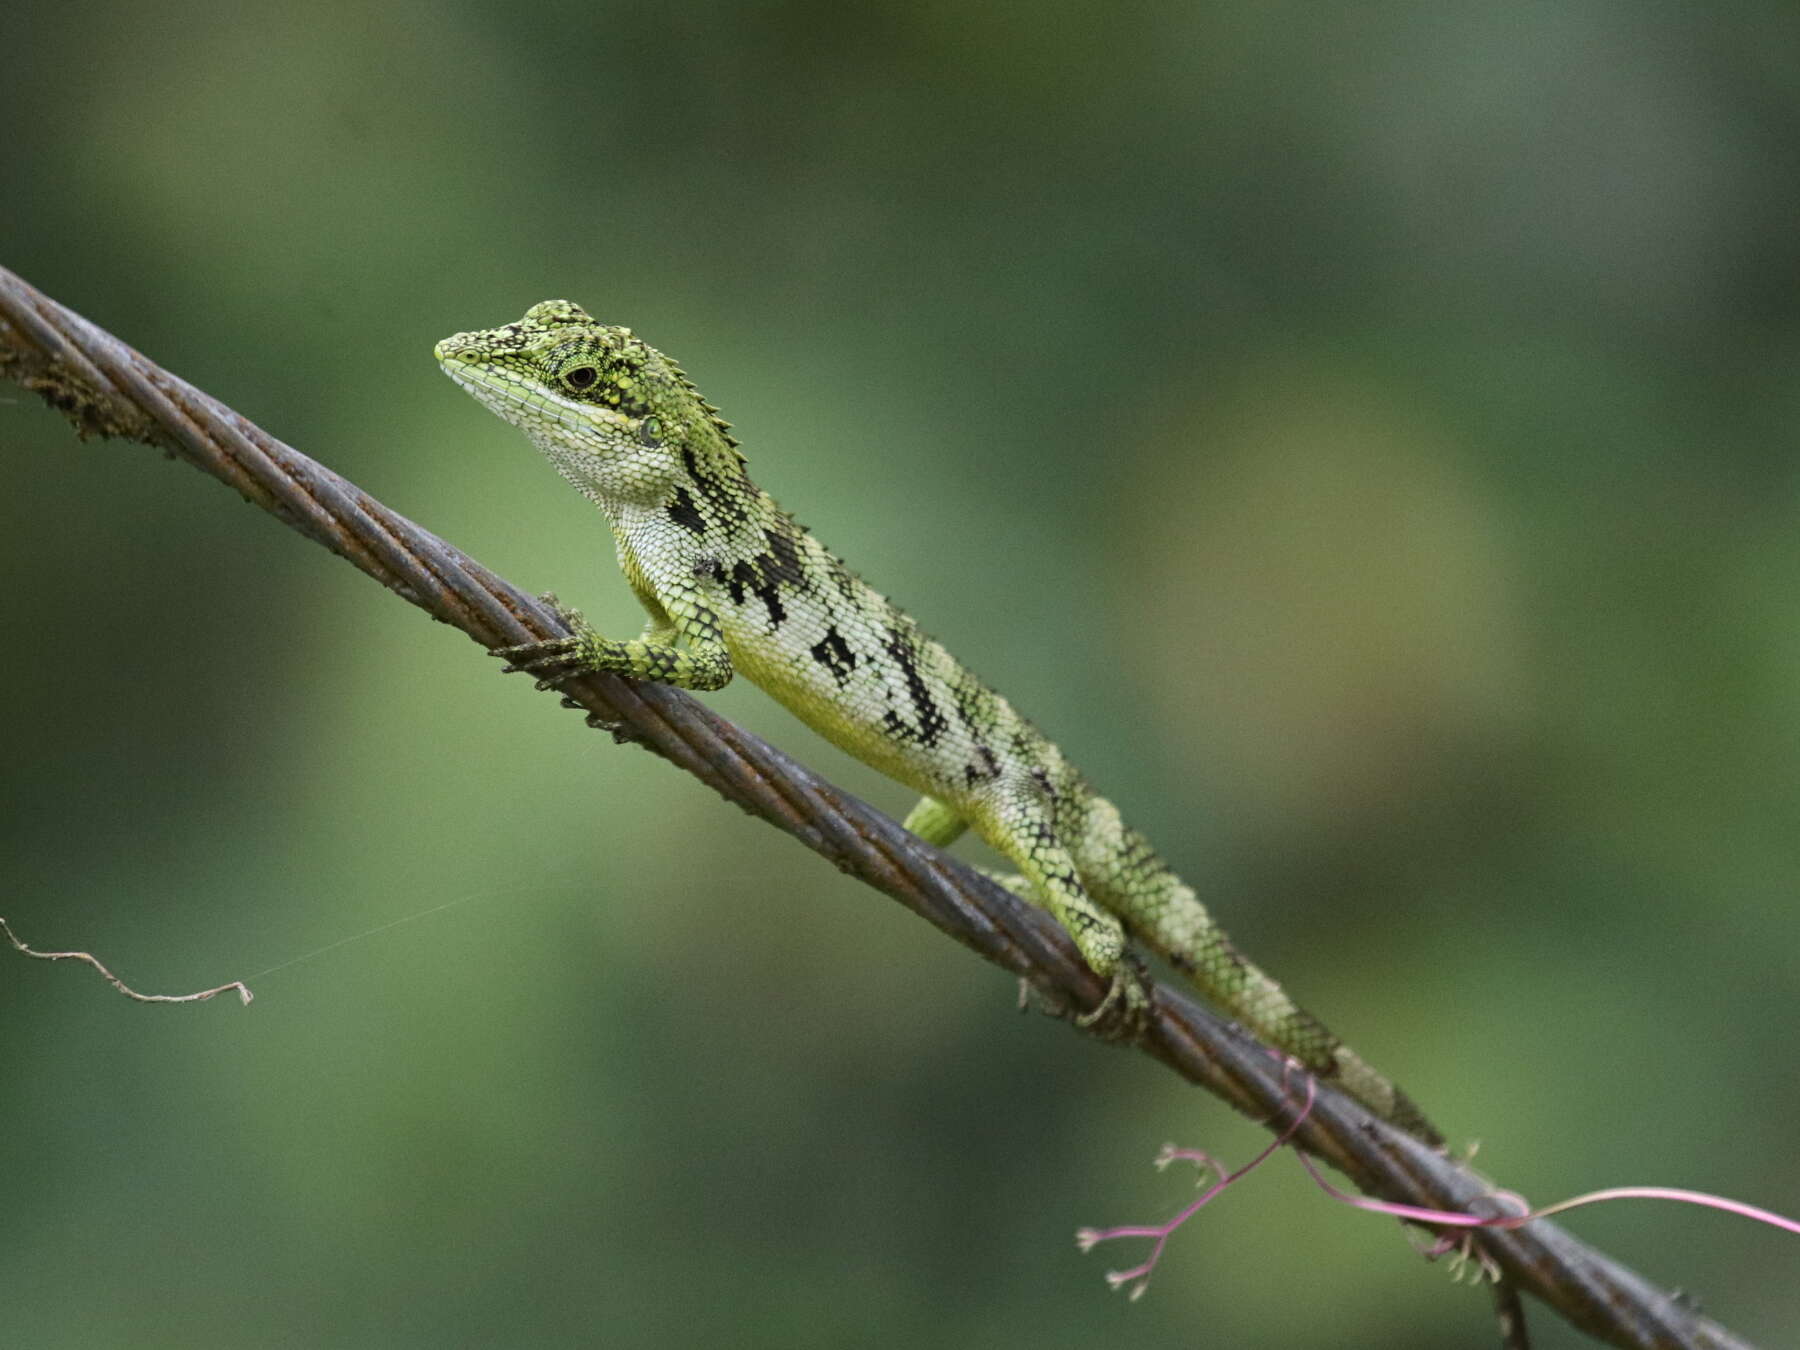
left=1020, top=954, right=1152, bottom=1043
left=491, top=593, right=599, bottom=689
left=1073, top=953, right=1153, bottom=1044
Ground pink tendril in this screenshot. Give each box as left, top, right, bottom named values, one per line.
left=1079, top=1054, right=1800, bottom=1298
left=1296, top=1148, right=1800, bottom=1238
left=1075, top=1062, right=1319, bottom=1298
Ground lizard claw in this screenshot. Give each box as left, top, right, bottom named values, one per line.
left=1073, top=954, right=1154, bottom=1044
left=1016, top=953, right=1152, bottom=1044
left=492, top=634, right=587, bottom=686
left=491, top=594, right=598, bottom=687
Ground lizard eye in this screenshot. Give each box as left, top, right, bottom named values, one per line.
left=562, top=366, right=599, bottom=391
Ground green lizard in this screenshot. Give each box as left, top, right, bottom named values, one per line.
left=435, top=300, right=1439, bottom=1144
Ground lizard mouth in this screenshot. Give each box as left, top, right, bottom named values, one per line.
left=435, top=354, right=631, bottom=447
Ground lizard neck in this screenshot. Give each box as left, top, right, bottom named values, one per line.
left=659, top=432, right=781, bottom=552
left=608, top=430, right=791, bottom=593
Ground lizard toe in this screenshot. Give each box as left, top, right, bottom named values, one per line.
left=1072, top=955, right=1153, bottom=1044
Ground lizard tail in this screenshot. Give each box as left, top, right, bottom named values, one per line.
left=1079, top=800, right=1441, bottom=1144
left=1331, top=1046, right=1444, bottom=1146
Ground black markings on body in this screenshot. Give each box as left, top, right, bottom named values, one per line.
left=1008, top=727, right=1042, bottom=762
left=809, top=626, right=858, bottom=686
left=880, top=625, right=950, bottom=747
left=712, top=519, right=816, bottom=630
left=725, top=559, right=787, bottom=628
left=682, top=447, right=752, bottom=527
left=758, top=522, right=810, bottom=591
left=824, top=557, right=862, bottom=603
left=949, top=677, right=988, bottom=732
left=666, top=487, right=707, bottom=536
left=962, top=744, right=1001, bottom=787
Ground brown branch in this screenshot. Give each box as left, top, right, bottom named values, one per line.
left=0, top=263, right=1757, bottom=1350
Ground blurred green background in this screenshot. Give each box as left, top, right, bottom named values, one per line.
left=6, top=3, right=1800, bottom=1346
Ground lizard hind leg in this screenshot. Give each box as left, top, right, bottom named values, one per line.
left=981, top=789, right=1150, bottom=1037
left=1073, top=796, right=1340, bottom=1073
left=898, top=800, right=1040, bottom=905
left=901, top=793, right=1135, bottom=1026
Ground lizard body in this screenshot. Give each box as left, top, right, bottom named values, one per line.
left=436, top=301, right=1437, bottom=1143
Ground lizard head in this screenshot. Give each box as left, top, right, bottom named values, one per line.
left=436, top=300, right=740, bottom=507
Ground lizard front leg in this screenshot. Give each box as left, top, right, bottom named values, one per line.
left=495, top=590, right=733, bottom=692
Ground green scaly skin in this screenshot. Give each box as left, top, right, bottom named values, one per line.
left=436, top=301, right=1440, bottom=1145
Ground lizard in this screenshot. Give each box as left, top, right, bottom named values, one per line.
left=435, top=300, right=1440, bottom=1145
